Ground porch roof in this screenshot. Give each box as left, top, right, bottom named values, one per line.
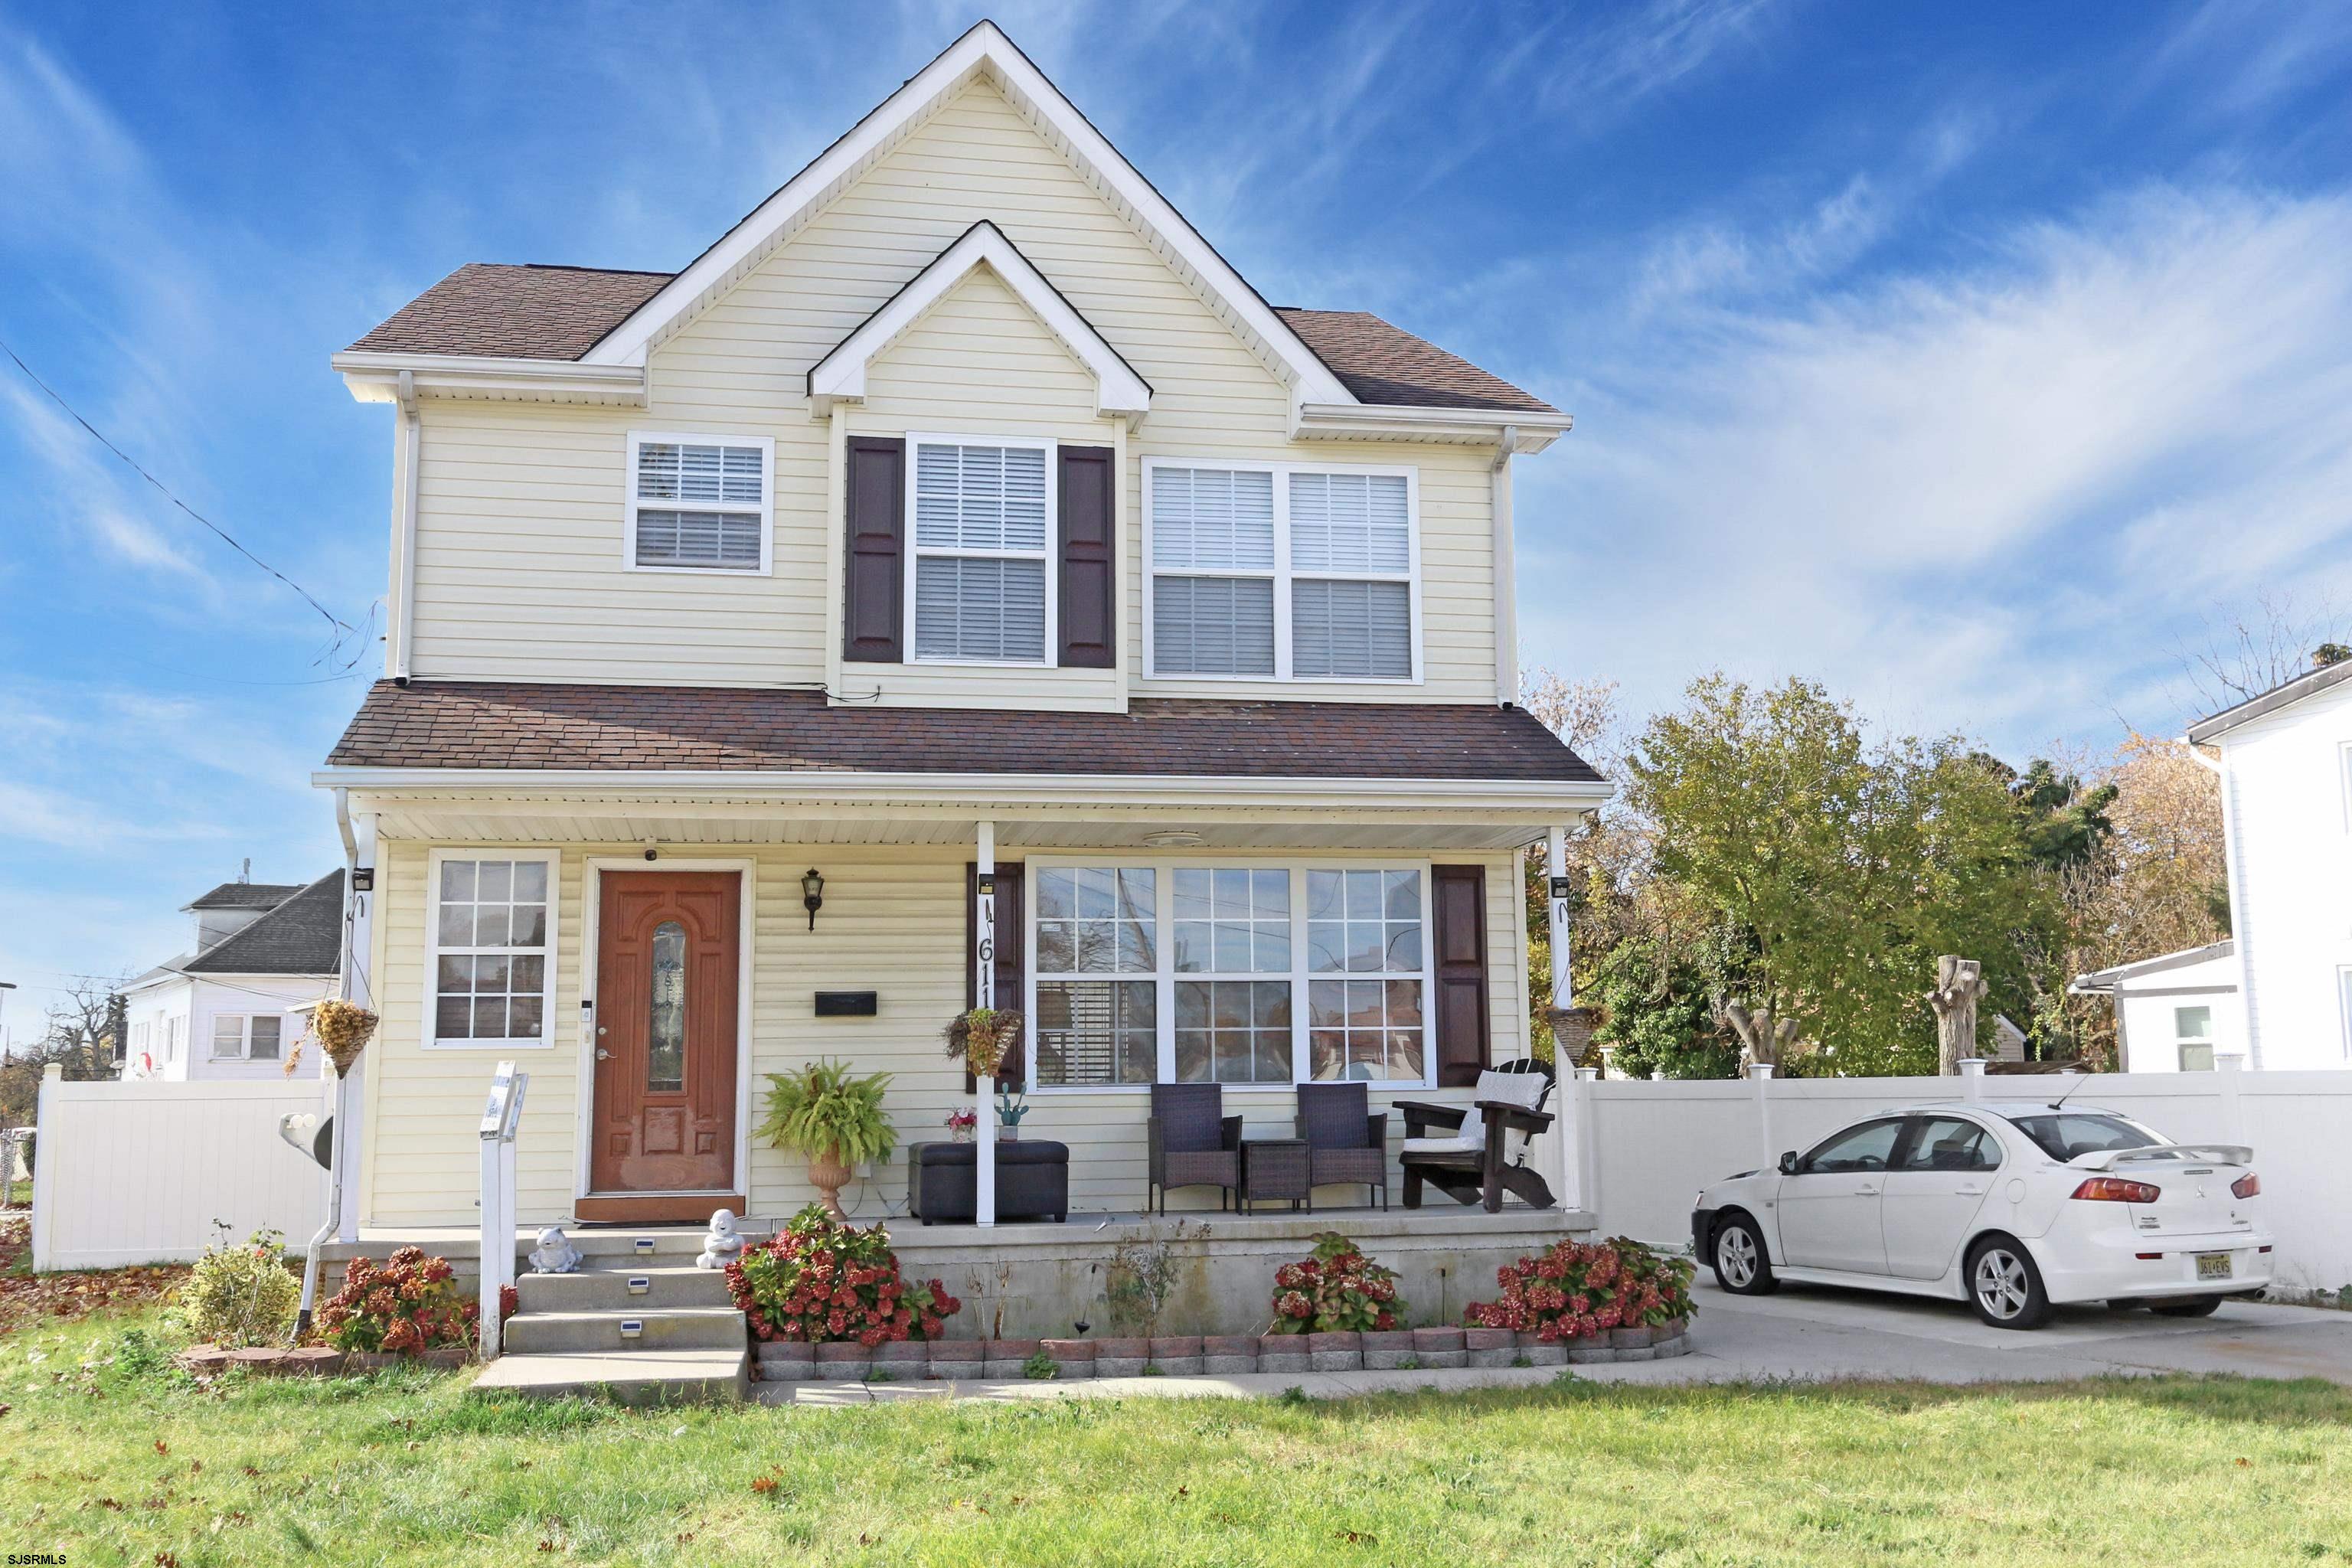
left=325, top=681, right=1602, bottom=785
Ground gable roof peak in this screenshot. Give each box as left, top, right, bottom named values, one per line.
left=808, top=219, right=1152, bottom=422
left=576, top=21, right=1356, bottom=407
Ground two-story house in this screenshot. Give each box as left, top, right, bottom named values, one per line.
left=120, top=871, right=343, bottom=1081
left=315, top=21, right=1606, bottom=1233
left=2180, top=652, right=2352, bottom=1071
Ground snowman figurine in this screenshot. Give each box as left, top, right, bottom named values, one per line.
left=695, top=1209, right=746, bottom=1270
left=528, top=1225, right=583, bottom=1275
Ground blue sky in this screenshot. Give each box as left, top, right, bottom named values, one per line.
left=3, top=1, right=2350, bottom=1032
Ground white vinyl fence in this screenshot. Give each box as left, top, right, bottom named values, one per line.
left=1567, top=1063, right=2352, bottom=1294
left=31, top=1069, right=330, bottom=1270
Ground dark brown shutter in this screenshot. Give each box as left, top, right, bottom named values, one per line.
left=1430, top=864, right=1491, bottom=1087
left=842, top=436, right=904, bottom=663
left=963, top=863, right=1026, bottom=1092
left=1056, top=444, right=1116, bottom=668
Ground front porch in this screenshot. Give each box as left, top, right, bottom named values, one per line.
left=329, top=1204, right=1595, bottom=1341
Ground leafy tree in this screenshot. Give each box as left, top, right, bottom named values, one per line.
left=1625, top=675, right=2055, bottom=1076
left=1583, top=928, right=1742, bottom=1080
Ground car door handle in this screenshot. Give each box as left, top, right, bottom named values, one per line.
left=1854, top=1185, right=1880, bottom=1197
left=1956, top=1186, right=1984, bottom=1196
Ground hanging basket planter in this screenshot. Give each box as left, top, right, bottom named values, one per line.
left=943, top=1008, right=1023, bottom=1080
left=312, top=998, right=380, bottom=1078
left=1545, top=1005, right=1599, bottom=1068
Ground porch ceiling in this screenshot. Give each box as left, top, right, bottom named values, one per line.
left=352, top=795, right=1578, bottom=851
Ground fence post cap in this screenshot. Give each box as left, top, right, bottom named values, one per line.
left=1745, top=1062, right=1775, bottom=1080
left=41, top=1063, right=61, bottom=1081
left=1957, top=1057, right=1988, bottom=1076
left=2216, top=1053, right=2246, bottom=1074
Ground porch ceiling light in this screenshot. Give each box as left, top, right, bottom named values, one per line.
left=802, top=868, right=825, bottom=931
left=1141, top=830, right=1203, bottom=848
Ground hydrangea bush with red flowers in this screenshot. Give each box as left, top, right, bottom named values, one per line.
left=316, top=1246, right=479, bottom=1354
left=1266, top=1232, right=1406, bottom=1334
left=1466, top=1236, right=1695, bottom=1341
left=726, top=1204, right=961, bottom=1345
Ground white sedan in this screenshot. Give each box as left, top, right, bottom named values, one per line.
left=1690, top=1101, right=2273, bottom=1328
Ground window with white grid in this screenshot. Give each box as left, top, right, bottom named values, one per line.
left=626, top=433, right=772, bottom=572
left=426, top=854, right=556, bottom=1049
left=1145, top=460, right=1417, bottom=681
left=909, top=437, right=1052, bottom=663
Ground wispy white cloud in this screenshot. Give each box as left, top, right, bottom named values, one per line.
left=1519, top=181, right=2352, bottom=745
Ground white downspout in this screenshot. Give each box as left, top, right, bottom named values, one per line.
left=390, top=370, right=421, bottom=684
left=2184, top=739, right=2258, bottom=1070
left=1491, top=426, right=1519, bottom=707
left=296, top=788, right=368, bottom=1338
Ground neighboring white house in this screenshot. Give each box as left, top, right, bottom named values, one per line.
left=313, top=20, right=1607, bottom=1230
left=120, top=872, right=344, bottom=1082
left=2069, top=940, right=2243, bottom=1073
left=2183, top=656, right=2352, bottom=1071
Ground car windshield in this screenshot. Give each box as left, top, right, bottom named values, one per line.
left=2002, top=1111, right=2167, bottom=1162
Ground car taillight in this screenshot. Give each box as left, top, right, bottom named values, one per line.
left=2071, top=1177, right=2161, bottom=1204
left=2231, top=1172, right=2260, bottom=1199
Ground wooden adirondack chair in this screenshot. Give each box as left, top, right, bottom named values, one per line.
left=1393, top=1060, right=1557, bottom=1212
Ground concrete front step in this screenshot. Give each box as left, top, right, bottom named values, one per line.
left=502, top=1306, right=750, bottom=1355
left=472, top=1348, right=748, bottom=1406
left=553, top=1230, right=762, bottom=1261
left=517, top=1266, right=737, bottom=1312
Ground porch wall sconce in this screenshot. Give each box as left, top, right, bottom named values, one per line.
left=801, top=868, right=825, bottom=931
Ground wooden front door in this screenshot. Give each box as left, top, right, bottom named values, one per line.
left=589, top=871, right=740, bottom=1203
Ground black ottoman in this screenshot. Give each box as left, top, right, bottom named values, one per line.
left=906, top=1140, right=1070, bottom=1224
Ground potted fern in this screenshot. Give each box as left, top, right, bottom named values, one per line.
left=756, top=1060, right=897, bottom=1219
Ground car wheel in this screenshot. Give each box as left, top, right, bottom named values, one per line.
left=1710, top=1213, right=1778, bottom=1295
left=1966, top=1236, right=2052, bottom=1330
left=2151, top=1296, right=2223, bottom=1318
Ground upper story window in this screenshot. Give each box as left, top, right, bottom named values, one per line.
left=626, top=433, right=773, bottom=573
left=909, top=436, right=1052, bottom=664
left=1145, top=459, right=1419, bottom=683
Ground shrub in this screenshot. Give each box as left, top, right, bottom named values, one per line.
left=1266, top=1232, right=1405, bottom=1334
left=1466, top=1236, right=1695, bottom=1341
left=178, top=1228, right=300, bottom=1348
left=727, top=1204, right=960, bottom=1345
left=317, top=1246, right=478, bottom=1354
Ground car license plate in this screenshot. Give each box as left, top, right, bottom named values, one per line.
left=2196, top=1252, right=2233, bottom=1281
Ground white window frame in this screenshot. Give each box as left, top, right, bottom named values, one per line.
left=903, top=432, right=1058, bottom=667
left=422, top=848, right=560, bottom=1051
left=208, top=1013, right=285, bottom=1062
left=1141, top=456, right=1423, bottom=685
left=2172, top=1003, right=2215, bottom=1072
left=1024, top=856, right=1438, bottom=1095
left=622, top=430, right=775, bottom=576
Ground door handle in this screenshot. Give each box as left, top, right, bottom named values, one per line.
left=1956, top=1186, right=1984, bottom=1196
left=1855, top=1185, right=1880, bottom=1196
left=596, top=1048, right=612, bottom=1060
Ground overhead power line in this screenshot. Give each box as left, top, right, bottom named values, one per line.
left=0, top=335, right=360, bottom=652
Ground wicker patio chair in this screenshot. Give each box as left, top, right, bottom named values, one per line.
left=1146, top=1083, right=1243, bottom=1215
left=1295, top=1081, right=1388, bottom=1210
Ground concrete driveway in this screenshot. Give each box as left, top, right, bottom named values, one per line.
left=1613, top=1278, right=2352, bottom=1387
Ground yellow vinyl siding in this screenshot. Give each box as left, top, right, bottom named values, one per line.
left=358, top=841, right=1527, bottom=1227
left=396, top=78, right=1504, bottom=704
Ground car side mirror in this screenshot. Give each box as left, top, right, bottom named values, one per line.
left=1777, top=1151, right=1799, bottom=1175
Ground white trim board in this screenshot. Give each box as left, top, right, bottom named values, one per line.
left=809, top=222, right=1151, bottom=423
left=575, top=858, right=758, bottom=1207
left=575, top=21, right=1354, bottom=410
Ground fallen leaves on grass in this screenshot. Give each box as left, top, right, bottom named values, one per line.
left=0, top=1220, right=187, bottom=1338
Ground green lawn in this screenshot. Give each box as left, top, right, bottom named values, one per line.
left=5, top=1302, right=2350, bottom=1566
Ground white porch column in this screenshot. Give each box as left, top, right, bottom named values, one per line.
left=338, top=808, right=378, bottom=1244
left=1545, top=825, right=1571, bottom=1008
left=975, top=822, right=997, bottom=1228
left=1746, top=1060, right=1776, bottom=1171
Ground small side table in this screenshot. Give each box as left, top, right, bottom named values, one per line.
left=1240, top=1138, right=1312, bottom=1214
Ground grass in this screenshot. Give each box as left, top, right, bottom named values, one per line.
left=4, top=1300, right=2350, bottom=1566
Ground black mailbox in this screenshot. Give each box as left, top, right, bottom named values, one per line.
left=813, top=991, right=879, bottom=1018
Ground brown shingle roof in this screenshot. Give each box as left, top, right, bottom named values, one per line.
left=344, top=264, right=1554, bottom=412
left=348, top=263, right=671, bottom=361
left=326, top=681, right=1600, bottom=785
left=1274, top=309, right=1558, bottom=414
